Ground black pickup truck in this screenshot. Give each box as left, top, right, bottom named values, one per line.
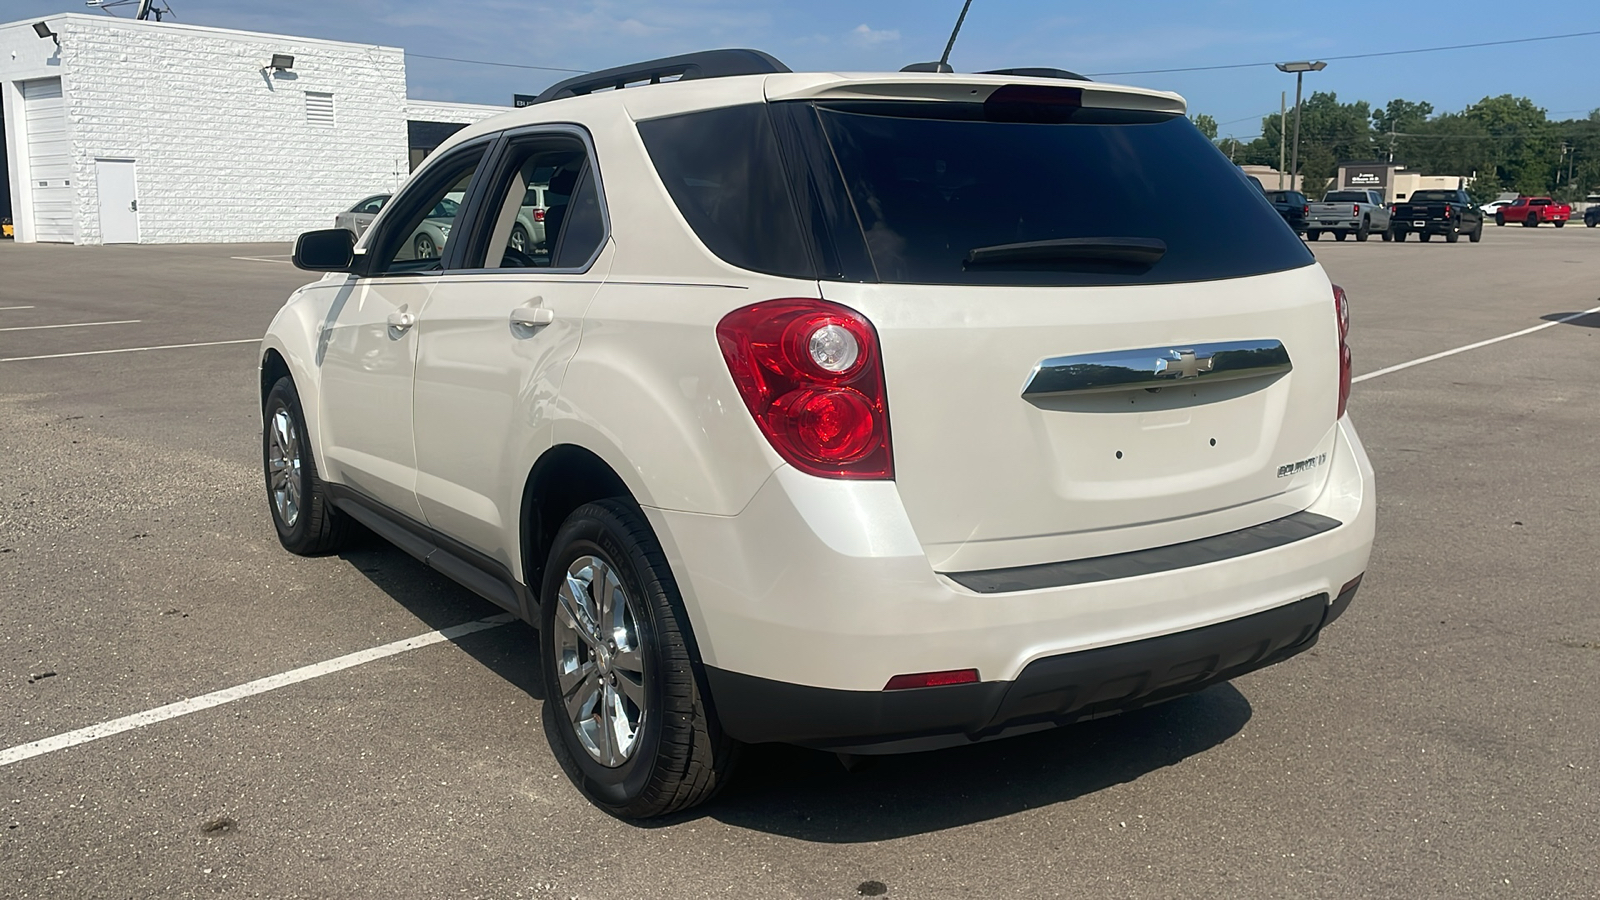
left=1263, top=189, right=1309, bottom=232
left=1390, top=189, right=1483, bottom=243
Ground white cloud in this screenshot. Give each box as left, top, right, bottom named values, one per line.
left=848, top=24, right=900, bottom=47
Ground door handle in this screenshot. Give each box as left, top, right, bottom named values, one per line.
left=130, top=200, right=138, bottom=212
left=510, top=306, right=554, bottom=328
left=386, top=311, right=416, bottom=334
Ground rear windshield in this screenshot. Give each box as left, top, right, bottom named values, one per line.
left=1406, top=190, right=1458, bottom=203
left=640, top=99, right=1312, bottom=286
left=1323, top=192, right=1371, bottom=203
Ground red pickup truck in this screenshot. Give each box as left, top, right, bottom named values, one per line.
left=1493, top=196, right=1571, bottom=228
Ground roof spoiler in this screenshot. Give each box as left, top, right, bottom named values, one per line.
left=532, top=49, right=791, bottom=104
left=978, top=67, right=1092, bottom=82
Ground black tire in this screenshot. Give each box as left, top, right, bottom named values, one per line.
left=1496, top=213, right=1506, bottom=226
left=1305, top=230, right=1320, bottom=241
left=539, top=499, right=739, bottom=819
left=1446, top=227, right=1460, bottom=243
left=1395, top=230, right=1408, bottom=242
left=1523, top=215, right=1537, bottom=228
left=1381, top=226, right=1393, bottom=242
left=1553, top=220, right=1565, bottom=228
left=1469, top=221, right=1483, bottom=243
left=510, top=223, right=530, bottom=252
left=1419, top=232, right=1431, bottom=242
left=1334, top=230, right=1348, bottom=242
left=263, top=376, right=349, bottom=555
left=1586, top=218, right=1597, bottom=228
left=1355, top=218, right=1370, bottom=242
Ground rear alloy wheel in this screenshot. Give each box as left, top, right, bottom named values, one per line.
left=263, top=377, right=348, bottom=555
left=415, top=232, right=438, bottom=257
left=510, top=224, right=530, bottom=253
left=1355, top=218, right=1370, bottom=241
left=540, top=500, right=738, bottom=818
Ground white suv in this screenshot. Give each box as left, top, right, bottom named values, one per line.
left=261, top=50, right=1374, bottom=818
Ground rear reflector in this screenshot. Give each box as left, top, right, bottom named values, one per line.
left=884, top=669, right=980, bottom=691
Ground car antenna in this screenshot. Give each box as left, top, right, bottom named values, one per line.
left=900, top=0, right=975, bottom=73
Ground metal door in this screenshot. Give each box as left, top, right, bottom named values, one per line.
left=95, top=159, right=140, bottom=244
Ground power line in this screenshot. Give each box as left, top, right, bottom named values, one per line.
left=1086, top=28, right=1600, bottom=77
left=406, top=52, right=586, bottom=74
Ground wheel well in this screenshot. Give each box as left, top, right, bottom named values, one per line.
left=260, top=349, right=290, bottom=408
left=522, top=445, right=633, bottom=595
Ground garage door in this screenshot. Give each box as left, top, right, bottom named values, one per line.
left=23, top=78, right=73, bottom=243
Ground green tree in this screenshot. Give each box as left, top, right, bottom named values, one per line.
left=1192, top=113, right=1218, bottom=141
left=1463, top=95, right=1558, bottom=194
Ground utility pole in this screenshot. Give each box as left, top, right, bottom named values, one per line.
left=1275, top=61, right=1326, bottom=193
left=1278, top=91, right=1286, bottom=189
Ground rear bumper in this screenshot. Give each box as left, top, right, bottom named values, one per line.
left=1392, top=219, right=1462, bottom=235
left=650, top=417, right=1372, bottom=696
left=706, top=580, right=1360, bottom=753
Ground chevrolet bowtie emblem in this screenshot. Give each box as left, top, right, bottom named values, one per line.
left=1155, top=349, right=1214, bottom=379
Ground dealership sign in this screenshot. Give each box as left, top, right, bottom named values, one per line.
left=1344, top=165, right=1389, bottom=188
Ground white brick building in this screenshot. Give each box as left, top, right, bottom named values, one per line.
left=0, top=14, right=507, bottom=244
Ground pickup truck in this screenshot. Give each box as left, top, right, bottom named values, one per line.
left=1390, top=189, right=1483, bottom=243
left=1493, top=196, right=1571, bottom=228
left=1304, top=189, right=1391, bottom=242
left=1264, top=189, right=1308, bottom=232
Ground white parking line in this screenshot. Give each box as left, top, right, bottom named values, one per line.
left=0, top=338, right=258, bottom=362
left=0, top=305, right=37, bottom=311
left=231, top=256, right=294, bottom=264
left=1353, top=303, right=1600, bottom=384
left=0, top=614, right=515, bottom=768
left=0, top=319, right=140, bottom=333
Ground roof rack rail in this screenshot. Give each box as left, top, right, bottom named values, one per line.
left=979, top=67, right=1093, bottom=83
left=532, top=49, right=790, bottom=104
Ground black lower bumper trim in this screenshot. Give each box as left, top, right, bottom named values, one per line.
left=706, top=586, right=1360, bottom=754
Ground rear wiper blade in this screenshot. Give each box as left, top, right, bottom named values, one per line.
left=964, top=237, right=1167, bottom=269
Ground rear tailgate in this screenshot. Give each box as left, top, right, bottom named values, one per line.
left=794, top=94, right=1336, bottom=573
left=824, top=267, right=1339, bottom=572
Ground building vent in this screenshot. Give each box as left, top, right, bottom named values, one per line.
left=305, top=91, right=335, bottom=127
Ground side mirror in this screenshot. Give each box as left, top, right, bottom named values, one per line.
left=293, top=228, right=356, bottom=272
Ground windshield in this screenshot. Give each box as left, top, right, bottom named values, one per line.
left=812, top=105, right=1311, bottom=286
left=1323, top=192, right=1369, bottom=203
left=1407, top=190, right=1457, bottom=203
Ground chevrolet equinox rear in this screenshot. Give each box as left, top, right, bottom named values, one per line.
left=262, top=50, right=1374, bottom=818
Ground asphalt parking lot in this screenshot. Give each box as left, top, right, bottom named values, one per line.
left=2, top=227, right=1597, bottom=899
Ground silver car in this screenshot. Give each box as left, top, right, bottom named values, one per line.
left=333, top=194, right=389, bottom=238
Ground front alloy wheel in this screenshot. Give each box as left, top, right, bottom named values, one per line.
left=262, top=376, right=348, bottom=554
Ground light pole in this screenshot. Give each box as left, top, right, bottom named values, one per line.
left=1275, top=61, right=1326, bottom=192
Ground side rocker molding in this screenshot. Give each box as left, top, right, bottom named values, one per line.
left=327, top=484, right=537, bottom=622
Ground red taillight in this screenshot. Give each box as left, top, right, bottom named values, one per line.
left=1333, top=284, right=1352, bottom=419
left=1352, top=204, right=1360, bottom=216
left=1443, top=203, right=1452, bottom=218
left=534, top=209, right=546, bottom=222
left=884, top=669, right=979, bottom=691
left=717, top=299, right=893, bottom=479
left=1302, top=204, right=1309, bottom=216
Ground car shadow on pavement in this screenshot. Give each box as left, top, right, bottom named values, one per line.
left=334, top=527, right=545, bottom=702
left=1542, top=312, right=1600, bottom=328
left=329, top=529, right=1252, bottom=840
left=699, top=682, right=1252, bottom=842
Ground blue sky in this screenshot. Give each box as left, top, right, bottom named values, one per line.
left=10, top=0, right=1599, bottom=133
